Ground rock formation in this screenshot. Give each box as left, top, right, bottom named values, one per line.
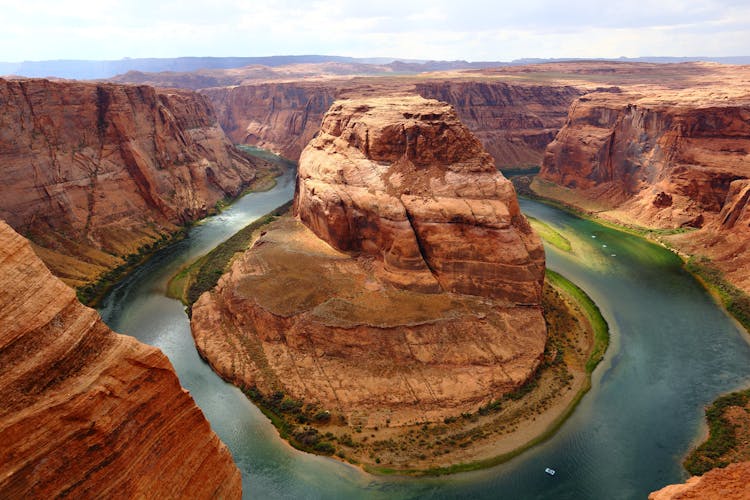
left=294, top=95, right=545, bottom=302
left=191, top=96, right=546, bottom=428
left=202, top=82, right=338, bottom=160
left=0, top=220, right=241, bottom=498
left=537, top=89, right=750, bottom=293
left=648, top=461, right=750, bottom=500
left=0, top=78, right=264, bottom=287
left=201, top=79, right=582, bottom=168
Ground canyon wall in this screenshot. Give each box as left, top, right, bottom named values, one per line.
left=192, top=96, right=546, bottom=428
left=202, top=79, right=582, bottom=168
left=413, top=81, right=583, bottom=168
left=0, top=78, right=263, bottom=287
left=0, top=220, right=241, bottom=498
left=538, top=91, right=750, bottom=293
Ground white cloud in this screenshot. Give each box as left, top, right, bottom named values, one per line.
left=0, top=0, right=747, bottom=60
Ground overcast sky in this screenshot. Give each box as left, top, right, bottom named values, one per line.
left=1, top=0, right=748, bottom=61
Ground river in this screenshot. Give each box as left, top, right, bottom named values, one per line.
left=98, top=161, right=750, bottom=499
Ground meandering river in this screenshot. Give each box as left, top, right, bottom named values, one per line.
left=98, top=159, right=750, bottom=499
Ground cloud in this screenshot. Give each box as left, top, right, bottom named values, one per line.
left=0, top=0, right=747, bottom=60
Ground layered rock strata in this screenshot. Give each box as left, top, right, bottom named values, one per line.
left=0, top=78, right=262, bottom=287
left=537, top=90, right=750, bottom=293
left=0, top=220, right=241, bottom=498
left=201, top=79, right=582, bottom=168
left=192, top=96, right=546, bottom=427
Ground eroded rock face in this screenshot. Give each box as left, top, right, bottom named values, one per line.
left=414, top=81, right=583, bottom=168
left=540, top=92, right=750, bottom=228
left=192, top=96, right=546, bottom=427
left=538, top=91, right=750, bottom=294
left=0, top=78, right=262, bottom=287
left=295, top=95, right=545, bottom=302
left=202, top=79, right=582, bottom=169
left=0, top=220, right=241, bottom=498
left=648, top=461, right=750, bottom=500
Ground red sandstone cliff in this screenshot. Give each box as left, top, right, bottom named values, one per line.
left=0, top=78, right=263, bottom=287
left=201, top=79, right=582, bottom=168
left=537, top=90, right=750, bottom=293
left=191, top=96, right=546, bottom=428
left=202, top=82, right=338, bottom=160
left=0, top=219, right=241, bottom=498
left=413, top=81, right=582, bottom=168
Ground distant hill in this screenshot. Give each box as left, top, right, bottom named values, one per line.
left=1, top=55, right=748, bottom=80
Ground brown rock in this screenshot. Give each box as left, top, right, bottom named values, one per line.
left=295, top=95, right=545, bottom=302
left=191, top=96, right=547, bottom=427
left=0, top=78, right=262, bottom=287
left=0, top=220, right=241, bottom=498
left=537, top=88, right=750, bottom=294
left=201, top=79, right=582, bottom=169
left=648, top=461, right=750, bottom=500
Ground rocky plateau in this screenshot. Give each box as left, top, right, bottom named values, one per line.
left=191, top=95, right=547, bottom=429
left=0, top=219, right=241, bottom=498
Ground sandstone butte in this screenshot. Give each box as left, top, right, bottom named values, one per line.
left=0, top=219, right=241, bottom=498
left=649, top=461, right=750, bottom=500
left=0, top=78, right=265, bottom=289
left=536, top=86, right=750, bottom=295
left=191, top=95, right=547, bottom=428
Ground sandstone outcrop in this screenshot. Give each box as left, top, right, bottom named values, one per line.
left=191, top=96, right=546, bottom=428
left=294, top=95, right=545, bottom=302
left=0, top=78, right=264, bottom=287
left=0, top=220, right=241, bottom=498
left=536, top=88, right=750, bottom=294
left=201, top=79, right=582, bottom=169
left=648, top=462, right=750, bottom=500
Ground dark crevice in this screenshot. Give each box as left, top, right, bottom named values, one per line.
left=403, top=204, right=441, bottom=288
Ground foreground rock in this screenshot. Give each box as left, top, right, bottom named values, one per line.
left=0, top=78, right=265, bottom=288
left=192, top=96, right=546, bottom=432
left=0, top=220, right=241, bottom=497
left=649, top=461, right=750, bottom=499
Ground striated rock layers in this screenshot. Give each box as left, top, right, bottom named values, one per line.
left=201, top=79, right=582, bottom=168
left=538, top=90, right=750, bottom=293
left=0, top=78, right=262, bottom=287
left=648, top=461, right=750, bottom=500
left=0, top=220, right=241, bottom=498
left=192, top=96, right=546, bottom=427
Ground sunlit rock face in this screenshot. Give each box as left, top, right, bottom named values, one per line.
left=0, top=220, right=242, bottom=498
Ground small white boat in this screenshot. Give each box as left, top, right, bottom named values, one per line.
left=545, top=467, right=556, bottom=476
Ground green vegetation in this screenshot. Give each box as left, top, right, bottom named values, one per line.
left=243, top=386, right=338, bottom=456
left=527, top=216, right=572, bottom=252
left=546, top=270, right=609, bottom=373
left=687, top=256, right=750, bottom=333
left=684, top=389, right=750, bottom=475
left=168, top=201, right=293, bottom=310
left=77, top=230, right=187, bottom=306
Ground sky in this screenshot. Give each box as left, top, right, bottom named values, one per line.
left=0, top=0, right=748, bottom=62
